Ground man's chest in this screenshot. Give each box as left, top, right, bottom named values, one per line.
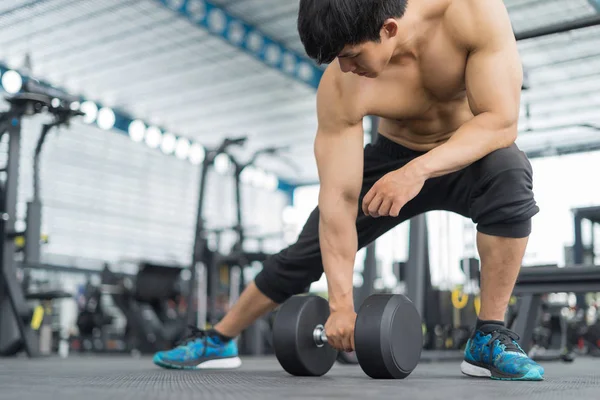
left=365, top=33, right=469, bottom=121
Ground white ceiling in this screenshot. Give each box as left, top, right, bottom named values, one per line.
left=0, top=0, right=599, bottom=184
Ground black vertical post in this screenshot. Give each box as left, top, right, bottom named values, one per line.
left=572, top=211, right=586, bottom=309
left=573, top=212, right=583, bottom=265
left=3, top=118, right=21, bottom=285
left=405, top=214, right=428, bottom=319
left=24, top=123, right=53, bottom=265
left=511, top=294, right=542, bottom=354
left=187, top=161, right=212, bottom=326
left=369, top=116, right=379, bottom=145
left=590, top=221, right=595, bottom=263
left=0, top=114, right=40, bottom=357
left=0, top=118, right=10, bottom=307
left=233, top=164, right=244, bottom=254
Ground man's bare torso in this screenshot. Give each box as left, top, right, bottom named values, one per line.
left=333, top=0, right=475, bottom=151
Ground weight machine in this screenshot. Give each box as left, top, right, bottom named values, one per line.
left=0, top=81, right=82, bottom=357
left=187, top=136, right=292, bottom=354
left=186, top=136, right=248, bottom=327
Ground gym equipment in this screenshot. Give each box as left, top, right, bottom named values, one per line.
left=76, top=281, right=114, bottom=348
left=187, top=136, right=292, bottom=355
left=527, top=300, right=576, bottom=363
left=187, top=136, right=248, bottom=327
left=102, top=263, right=188, bottom=354
left=0, top=83, right=82, bottom=357
left=403, top=215, right=472, bottom=360
left=272, top=294, right=423, bottom=379
left=571, top=206, right=600, bottom=309
left=510, top=264, right=600, bottom=361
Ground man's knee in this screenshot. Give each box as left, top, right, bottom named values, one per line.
left=469, top=145, right=539, bottom=238
left=253, top=251, right=323, bottom=304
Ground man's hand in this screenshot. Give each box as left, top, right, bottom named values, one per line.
left=324, top=309, right=357, bottom=352
left=362, top=165, right=426, bottom=218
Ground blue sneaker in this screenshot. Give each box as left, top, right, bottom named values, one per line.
left=153, top=327, right=241, bottom=370
left=461, top=324, right=544, bottom=381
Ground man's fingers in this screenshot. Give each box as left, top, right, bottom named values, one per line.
left=342, top=333, right=353, bottom=353
left=390, top=199, right=404, bottom=218
left=378, top=198, right=393, bottom=217
left=328, top=335, right=341, bottom=351
left=368, top=194, right=383, bottom=217
left=362, top=189, right=375, bottom=215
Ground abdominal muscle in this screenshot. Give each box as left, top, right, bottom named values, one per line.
left=376, top=98, right=475, bottom=152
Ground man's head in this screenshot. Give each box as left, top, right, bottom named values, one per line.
left=298, top=0, right=408, bottom=77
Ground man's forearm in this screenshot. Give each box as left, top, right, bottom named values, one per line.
left=410, top=112, right=518, bottom=179
left=319, top=200, right=358, bottom=312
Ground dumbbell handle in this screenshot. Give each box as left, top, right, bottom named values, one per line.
left=313, top=324, right=327, bottom=347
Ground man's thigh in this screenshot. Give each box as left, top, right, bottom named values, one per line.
left=435, top=143, right=540, bottom=238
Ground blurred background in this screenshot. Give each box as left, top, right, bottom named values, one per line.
left=0, top=0, right=599, bottom=361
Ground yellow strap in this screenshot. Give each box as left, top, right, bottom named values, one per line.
left=451, top=289, right=469, bottom=309
left=30, top=305, right=44, bottom=330
left=14, top=236, right=24, bottom=247
left=445, top=337, right=454, bottom=349
left=474, top=295, right=481, bottom=316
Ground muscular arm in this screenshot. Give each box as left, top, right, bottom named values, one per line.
left=315, top=70, right=365, bottom=313
left=410, top=0, right=523, bottom=179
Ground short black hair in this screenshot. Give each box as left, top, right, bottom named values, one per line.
left=297, top=0, right=408, bottom=64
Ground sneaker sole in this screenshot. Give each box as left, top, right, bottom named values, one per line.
left=460, top=361, right=544, bottom=381
left=155, top=356, right=242, bottom=370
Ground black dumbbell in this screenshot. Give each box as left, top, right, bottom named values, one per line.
left=272, top=294, right=423, bottom=379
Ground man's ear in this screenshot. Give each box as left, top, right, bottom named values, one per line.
left=381, top=18, right=399, bottom=39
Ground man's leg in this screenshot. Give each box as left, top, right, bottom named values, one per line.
left=214, top=282, right=278, bottom=338
left=447, top=144, right=544, bottom=381
left=476, top=233, right=528, bottom=322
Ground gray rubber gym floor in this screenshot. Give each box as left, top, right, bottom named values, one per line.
left=0, top=355, right=598, bottom=400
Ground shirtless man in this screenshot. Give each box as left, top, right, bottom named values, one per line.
left=154, top=0, right=544, bottom=381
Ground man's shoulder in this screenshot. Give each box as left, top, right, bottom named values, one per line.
left=317, top=64, right=367, bottom=122
left=444, top=0, right=503, bottom=20
left=443, top=0, right=512, bottom=49
left=319, top=63, right=360, bottom=96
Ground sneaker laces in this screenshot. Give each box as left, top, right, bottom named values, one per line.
left=483, top=326, right=523, bottom=356
left=176, top=325, right=207, bottom=347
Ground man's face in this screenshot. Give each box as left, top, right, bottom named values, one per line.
left=338, top=19, right=398, bottom=78
left=337, top=26, right=397, bottom=78
left=337, top=42, right=385, bottom=78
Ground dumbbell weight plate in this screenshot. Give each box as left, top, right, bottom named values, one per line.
left=354, top=294, right=423, bottom=379
left=272, top=295, right=338, bottom=376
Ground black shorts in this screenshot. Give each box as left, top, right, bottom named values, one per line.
left=255, top=134, right=539, bottom=304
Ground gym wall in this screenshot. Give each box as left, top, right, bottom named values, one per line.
left=12, top=116, right=288, bottom=270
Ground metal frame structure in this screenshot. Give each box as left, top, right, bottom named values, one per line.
left=0, top=101, right=39, bottom=357
left=511, top=264, right=600, bottom=354
left=572, top=206, right=600, bottom=265
left=0, top=89, right=82, bottom=358
left=516, top=13, right=600, bottom=41
left=156, top=0, right=323, bottom=90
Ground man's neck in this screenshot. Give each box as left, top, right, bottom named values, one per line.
left=391, top=0, right=441, bottom=61
left=390, top=20, right=421, bottom=61
left=390, top=1, right=425, bottom=59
